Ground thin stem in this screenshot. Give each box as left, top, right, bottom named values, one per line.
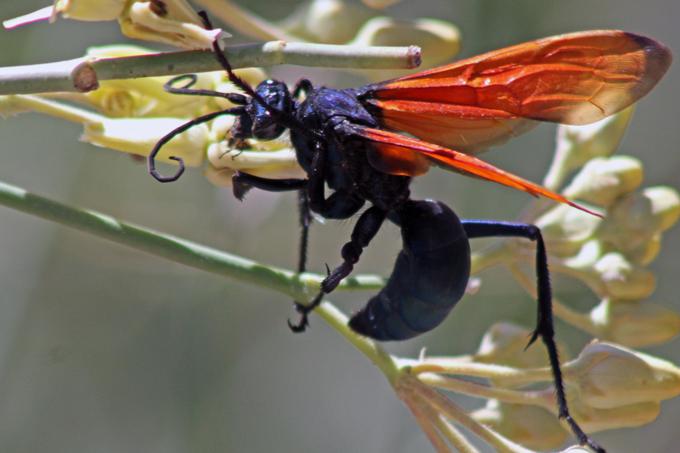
left=1, top=94, right=103, bottom=124
left=432, top=415, right=480, bottom=453
left=0, top=179, right=384, bottom=299
left=406, top=359, right=554, bottom=387
left=0, top=177, right=399, bottom=379
left=410, top=379, right=533, bottom=453
left=402, top=395, right=453, bottom=453
left=418, top=373, right=554, bottom=411
left=0, top=42, right=421, bottom=95
left=314, top=301, right=399, bottom=380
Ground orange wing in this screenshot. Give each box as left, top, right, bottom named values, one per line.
left=363, top=30, right=671, bottom=152
left=353, top=125, right=601, bottom=217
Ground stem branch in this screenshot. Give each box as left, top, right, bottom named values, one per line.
left=0, top=42, right=421, bottom=95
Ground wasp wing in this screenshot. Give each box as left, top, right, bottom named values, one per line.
left=351, top=125, right=600, bottom=216
left=362, top=30, right=671, bottom=152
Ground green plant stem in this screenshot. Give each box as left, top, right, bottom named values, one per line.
left=0, top=42, right=421, bottom=95
left=314, top=301, right=399, bottom=379
left=0, top=179, right=387, bottom=297
left=0, top=178, right=399, bottom=373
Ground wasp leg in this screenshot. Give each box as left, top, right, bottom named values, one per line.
left=231, top=171, right=307, bottom=200
left=462, top=220, right=604, bottom=453
left=297, top=189, right=312, bottom=274
left=289, top=205, right=386, bottom=333
left=293, top=79, right=314, bottom=98
left=306, top=145, right=365, bottom=219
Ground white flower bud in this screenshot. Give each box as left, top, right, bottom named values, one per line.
left=349, top=17, right=460, bottom=70
left=562, top=156, right=643, bottom=207
left=283, top=0, right=372, bottom=44
left=474, top=322, right=569, bottom=370
left=120, top=0, right=227, bottom=49
left=472, top=400, right=568, bottom=451
left=54, top=0, right=126, bottom=21
left=590, top=299, right=680, bottom=348
left=569, top=399, right=660, bottom=432
left=599, top=186, right=680, bottom=255
left=593, top=252, right=656, bottom=300
left=535, top=204, right=602, bottom=256
left=565, top=341, right=680, bottom=409
left=544, top=107, right=634, bottom=190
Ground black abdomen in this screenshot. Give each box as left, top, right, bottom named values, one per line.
left=349, top=199, right=471, bottom=340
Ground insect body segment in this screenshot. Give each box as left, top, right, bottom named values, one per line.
left=148, top=28, right=671, bottom=453
left=349, top=199, right=471, bottom=340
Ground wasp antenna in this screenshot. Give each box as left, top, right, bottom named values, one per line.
left=164, top=75, right=248, bottom=105
left=147, top=107, right=245, bottom=183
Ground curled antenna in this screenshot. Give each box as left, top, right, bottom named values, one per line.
left=147, top=74, right=246, bottom=183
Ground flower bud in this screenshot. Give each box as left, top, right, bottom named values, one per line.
left=569, top=398, right=660, bottom=432
left=598, top=186, right=680, bottom=254
left=120, top=0, right=227, bottom=49
left=535, top=204, right=602, bottom=256
left=590, top=299, right=680, bottom=348
left=3, top=2, right=124, bottom=29
left=83, top=117, right=207, bottom=166
left=472, top=400, right=568, bottom=451
left=562, top=156, right=643, bottom=207
left=544, top=107, right=634, bottom=190
left=562, top=239, right=602, bottom=271
left=362, top=0, right=404, bottom=9
left=283, top=0, right=372, bottom=44
left=54, top=0, right=126, bottom=21
left=474, top=322, right=569, bottom=370
left=592, top=252, right=656, bottom=300
left=78, top=46, right=221, bottom=117
left=564, top=341, right=680, bottom=409
left=626, top=233, right=662, bottom=265
left=349, top=17, right=460, bottom=70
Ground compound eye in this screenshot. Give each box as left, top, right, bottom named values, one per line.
left=251, top=80, right=292, bottom=139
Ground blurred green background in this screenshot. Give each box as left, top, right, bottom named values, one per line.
left=0, top=1, right=678, bottom=452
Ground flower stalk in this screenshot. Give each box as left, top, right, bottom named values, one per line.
left=0, top=42, right=420, bottom=95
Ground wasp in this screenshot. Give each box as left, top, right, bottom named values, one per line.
left=148, top=18, right=671, bottom=451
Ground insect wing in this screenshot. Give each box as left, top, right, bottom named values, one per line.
left=364, top=30, right=671, bottom=152
left=353, top=125, right=600, bottom=216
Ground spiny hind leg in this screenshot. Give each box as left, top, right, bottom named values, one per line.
left=462, top=220, right=604, bottom=453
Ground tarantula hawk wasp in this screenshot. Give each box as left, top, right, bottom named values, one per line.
left=147, top=13, right=670, bottom=452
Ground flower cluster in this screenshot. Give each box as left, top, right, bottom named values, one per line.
left=524, top=108, right=680, bottom=349
left=399, top=324, right=680, bottom=452
left=389, top=106, right=680, bottom=451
